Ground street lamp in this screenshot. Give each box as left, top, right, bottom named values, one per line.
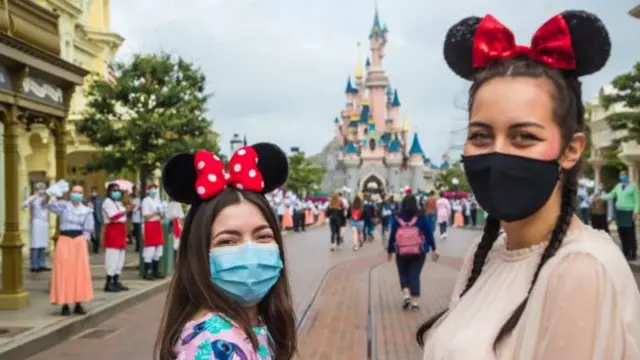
left=230, top=133, right=243, bottom=154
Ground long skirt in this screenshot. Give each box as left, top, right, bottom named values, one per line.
left=50, top=235, right=93, bottom=305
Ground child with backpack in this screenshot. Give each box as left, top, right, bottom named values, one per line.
left=387, top=195, right=437, bottom=311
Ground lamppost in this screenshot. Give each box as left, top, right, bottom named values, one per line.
left=230, top=133, right=243, bottom=154
left=451, top=177, right=460, bottom=197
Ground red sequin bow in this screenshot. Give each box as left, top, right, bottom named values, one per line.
left=193, top=146, right=264, bottom=199
left=472, top=14, right=576, bottom=70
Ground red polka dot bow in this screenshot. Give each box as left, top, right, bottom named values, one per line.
left=193, top=146, right=265, bottom=199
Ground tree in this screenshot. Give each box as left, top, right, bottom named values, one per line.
left=285, top=152, right=325, bottom=196
left=599, top=61, right=640, bottom=145
left=434, top=164, right=471, bottom=193
left=75, top=52, right=219, bottom=192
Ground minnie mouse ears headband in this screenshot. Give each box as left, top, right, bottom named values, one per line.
left=443, top=10, right=611, bottom=80
left=162, top=142, right=288, bottom=205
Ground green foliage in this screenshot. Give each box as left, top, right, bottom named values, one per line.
left=434, top=163, right=471, bottom=192
left=74, top=52, right=219, bottom=191
left=285, top=152, right=325, bottom=196
left=599, top=61, right=640, bottom=145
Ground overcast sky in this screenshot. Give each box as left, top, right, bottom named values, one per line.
left=111, top=0, right=639, bottom=161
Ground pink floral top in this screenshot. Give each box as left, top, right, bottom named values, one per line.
left=174, top=312, right=272, bottom=360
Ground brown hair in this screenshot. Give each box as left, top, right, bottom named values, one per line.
left=416, top=58, right=583, bottom=349
left=155, top=188, right=297, bottom=359
left=351, top=195, right=363, bottom=210
left=328, top=193, right=341, bottom=209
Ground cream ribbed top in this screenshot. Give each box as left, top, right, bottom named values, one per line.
left=423, top=225, right=640, bottom=360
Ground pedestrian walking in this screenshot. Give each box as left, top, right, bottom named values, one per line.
left=387, top=195, right=437, bottom=311
left=325, top=193, right=345, bottom=251
left=436, top=192, right=451, bottom=239
left=349, top=195, right=364, bottom=250
left=418, top=11, right=640, bottom=359
left=156, top=142, right=297, bottom=360
left=598, top=170, right=639, bottom=260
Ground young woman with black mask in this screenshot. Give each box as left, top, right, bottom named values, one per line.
left=417, top=11, right=640, bottom=359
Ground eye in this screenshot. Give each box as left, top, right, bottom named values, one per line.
left=512, top=132, right=542, bottom=143
left=467, top=131, right=492, bottom=143
left=256, top=232, right=274, bottom=242
left=214, top=238, right=237, bottom=247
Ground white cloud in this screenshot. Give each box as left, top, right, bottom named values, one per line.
left=111, top=0, right=640, bottom=159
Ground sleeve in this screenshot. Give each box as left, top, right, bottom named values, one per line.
left=418, top=216, right=436, bottom=251
left=528, top=253, right=625, bottom=360
left=175, top=325, right=259, bottom=360
left=83, top=210, right=95, bottom=240
left=102, top=199, right=125, bottom=221
left=45, top=200, right=69, bottom=216
left=141, top=198, right=153, bottom=217
left=23, top=195, right=37, bottom=209
left=600, top=184, right=619, bottom=201
left=387, top=217, right=399, bottom=254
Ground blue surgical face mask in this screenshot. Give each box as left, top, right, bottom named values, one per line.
left=38, top=190, right=46, bottom=196
left=111, top=191, right=122, bottom=200
left=209, top=242, right=283, bottom=307
left=70, top=192, right=83, bottom=203
left=620, top=175, right=629, bottom=183
left=149, top=189, right=158, bottom=197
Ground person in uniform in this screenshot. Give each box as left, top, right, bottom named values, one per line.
left=47, top=185, right=94, bottom=315
left=166, top=199, right=185, bottom=263
left=102, top=183, right=132, bottom=292
left=23, top=182, right=50, bottom=272
left=141, top=184, right=165, bottom=280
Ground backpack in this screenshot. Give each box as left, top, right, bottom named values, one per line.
left=394, top=216, right=423, bottom=255
left=351, top=208, right=362, bottom=220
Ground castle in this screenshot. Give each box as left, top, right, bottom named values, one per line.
left=314, top=8, right=450, bottom=197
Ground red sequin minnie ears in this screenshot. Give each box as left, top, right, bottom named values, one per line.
left=443, top=10, right=611, bottom=80
left=161, top=142, right=288, bottom=204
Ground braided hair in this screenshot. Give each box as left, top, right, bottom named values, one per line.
left=416, top=58, right=585, bottom=348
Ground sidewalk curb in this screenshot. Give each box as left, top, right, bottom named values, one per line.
left=0, top=278, right=171, bottom=360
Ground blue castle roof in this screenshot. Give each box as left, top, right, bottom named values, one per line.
left=365, top=57, right=371, bottom=67
left=388, top=136, right=401, bottom=152
left=422, top=154, right=430, bottom=164
left=392, top=89, right=401, bottom=107
left=333, top=116, right=340, bottom=124
left=380, top=131, right=392, bottom=144
left=369, top=10, right=383, bottom=38
left=344, top=142, right=359, bottom=153
left=359, top=104, right=370, bottom=123
left=344, top=77, right=358, bottom=94
left=408, top=133, right=424, bottom=155
left=348, top=120, right=358, bottom=128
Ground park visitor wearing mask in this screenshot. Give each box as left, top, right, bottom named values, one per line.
left=417, top=11, right=640, bottom=359
left=155, top=143, right=297, bottom=360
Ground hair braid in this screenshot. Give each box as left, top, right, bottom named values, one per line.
left=416, top=216, right=501, bottom=346
left=493, top=175, right=577, bottom=348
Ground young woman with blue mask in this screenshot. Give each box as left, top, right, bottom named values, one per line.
left=156, top=143, right=296, bottom=360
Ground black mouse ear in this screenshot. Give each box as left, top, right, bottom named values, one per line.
left=161, top=152, right=199, bottom=204
left=558, top=10, right=611, bottom=77
left=251, top=142, right=288, bottom=194
left=443, top=16, right=483, bottom=80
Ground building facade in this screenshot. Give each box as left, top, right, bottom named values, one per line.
left=0, top=0, right=123, bottom=252
left=0, top=0, right=89, bottom=309
left=315, top=8, right=449, bottom=197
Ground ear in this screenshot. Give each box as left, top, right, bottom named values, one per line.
left=559, top=132, right=586, bottom=170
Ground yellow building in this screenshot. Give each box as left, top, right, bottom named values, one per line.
left=0, top=0, right=123, bottom=252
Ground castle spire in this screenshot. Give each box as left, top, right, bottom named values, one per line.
left=402, top=115, right=409, bottom=132
left=355, top=42, right=363, bottom=78
left=344, top=76, right=357, bottom=94
left=392, top=89, right=401, bottom=107
left=369, top=4, right=383, bottom=39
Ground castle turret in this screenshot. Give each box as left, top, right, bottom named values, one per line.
left=366, top=7, right=390, bottom=133
left=408, top=133, right=425, bottom=190
left=385, top=135, right=403, bottom=193
left=391, top=89, right=401, bottom=125
left=343, top=142, right=360, bottom=197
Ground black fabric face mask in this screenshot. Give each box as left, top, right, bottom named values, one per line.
left=462, top=152, right=560, bottom=223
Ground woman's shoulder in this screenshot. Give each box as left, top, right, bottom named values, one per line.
left=175, top=312, right=271, bottom=359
